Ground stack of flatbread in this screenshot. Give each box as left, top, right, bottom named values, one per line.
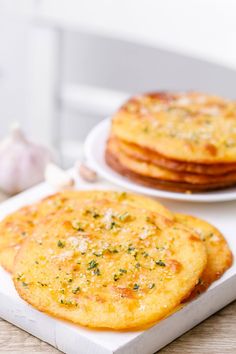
left=106, top=92, right=236, bottom=192
left=0, top=190, right=232, bottom=329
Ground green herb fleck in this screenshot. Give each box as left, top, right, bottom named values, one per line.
left=142, top=251, right=149, bottom=258
left=108, top=248, right=118, bottom=254
left=119, top=269, right=127, bottom=274
left=93, top=252, right=103, bottom=257
left=87, top=260, right=98, bottom=270
left=93, top=268, right=101, bottom=276
left=118, top=212, right=130, bottom=222
left=118, top=192, right=127, bottom=200
left=37, top=282, right=48, bottom=287
left=71, top=220, right=84, bottom=232
left=156, top=260, right=166, bottom=267
left=110, top=221, right=117, bottom=230
left=133, top=283, right=139, bottom=291
left=113, top=274, right=119, bottom=281
left=57, top=240, right=65, bottom=248
left=148, top=283, right=155, bottom=289
left=127, top=246, right=135, bottom=254
left=72, top=287, right=80, bottom=294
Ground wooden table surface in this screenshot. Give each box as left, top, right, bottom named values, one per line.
left=0, top=300, right=236, bottom=353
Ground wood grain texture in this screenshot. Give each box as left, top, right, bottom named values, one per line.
left=0, top=301, right=235, bottom=353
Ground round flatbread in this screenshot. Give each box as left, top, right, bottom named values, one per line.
left=0, top=190, right=172, bottom=272
left=175, top=213, right=233, bottom=300
left=112, top=92, right=236, bottom=164
left=106, top=140, right=236, bottom=192
left=107, top=138, right=236, bottom=184
left=13, top=197, right=206, bottom=329
left=117, top=138, right=236, bottom=175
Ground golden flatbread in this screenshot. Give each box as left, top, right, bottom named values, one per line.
left=0, top=190, right=172, bottom=272
left=14, top=196, right=206, bottom=329
left=106, top=140, right=236, bottom=192
left=112, top=92, right=236, bottom=164
left=118, top=138, right=236, bottom=175
left=175, top=214, right=233, bottom=300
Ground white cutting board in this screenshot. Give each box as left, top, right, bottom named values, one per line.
left=0, top=175, right=235, bottom=354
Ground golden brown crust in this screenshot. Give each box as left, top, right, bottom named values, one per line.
left=109, top=138, right=236, bottom=184
left=105, top=143, right=236, bottom=192
left=0, top=190, right=172, bottom=272
left=112, top=91, right=236, bottom=164
left=13, top=194, right=206, bottom=329
left=117, top=138, right=236, bottom=175
left=175, top=214, right=233, bottom=300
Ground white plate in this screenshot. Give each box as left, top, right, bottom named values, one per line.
left=1, top=175, right=236, bottom=354
left=85, top=118, right=236, bottom=203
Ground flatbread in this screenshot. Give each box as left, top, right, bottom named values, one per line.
left=13, top=196, right=206, bottom=329
left=112, top=92, right=236, bottom=164
left=107, top=138, right=236, bottom=184
left=175, top=214, right=233, bottom=300
left=105, top=142, right=236, bottom=192
left=117, top=138, right=236, bottom=175
left=0, top=190, right=172, bottom=272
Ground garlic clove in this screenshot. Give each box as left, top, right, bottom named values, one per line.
left=76, top=161, right=98, bottom=183
left=45, top=163, right=75, bottom=191
left=0, top=125, right=51, bottom=195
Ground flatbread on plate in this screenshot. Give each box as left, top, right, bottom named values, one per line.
left=13, top=195, right=206, bottom=329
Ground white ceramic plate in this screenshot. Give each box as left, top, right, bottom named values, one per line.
left=84, top=118, right=236, bottom=203
left=1, top=171, right=236, bottom=354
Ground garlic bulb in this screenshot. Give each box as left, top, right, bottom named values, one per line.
left=0, top=125, right=51, bottom=195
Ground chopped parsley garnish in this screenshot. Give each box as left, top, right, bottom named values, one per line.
left=71, top=220, right=84, bottom=232
left=93, top=252, right=103, bottom=257
left=68, top=278, right=73, bottom=283
left=148, top=283, right=155, bottom=289
left=119, top=269, right=127, bottom=274
left=72, top=286, right=80, bottom=294
left=84, top=209, right=100, bottom=218
left=135, top=262, right=141, bottom=268
left=133, top=283, right=139, bottom=291
left=93, top=268, right=101, bottom=276
left=118, top=192, right=127, bottom=200
left=118, top=212, right=130, bottom=222
left=127, top=246, right=135, bottom=253
left=57, top=240, right=65, bottom=248
left=109, top=221, right=117, bottom=229
left=142, top=251, right=149, bottom=258
left=113, top=274, right=119, bottom=281
left=87, top=260, right=98, bottom=270
left=37, top=282, right=48, bottom=287
left=108, top=248, right=118, bottom=254
left=156, top=260, right=166, bottom=267
left=22, top=282, right=28, bottom=287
